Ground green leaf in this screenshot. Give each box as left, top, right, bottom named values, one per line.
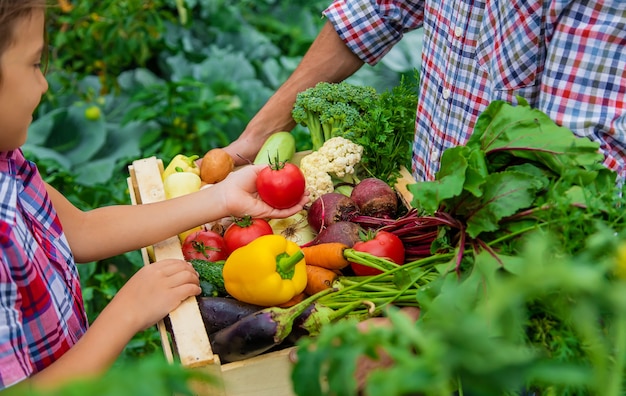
left=463, top=147, right=489, bottom=197
left=21, top=145, right=72, bottom=169
left=97, top=121, right=147, bottom=162
left=408, top=146, right=469, bottom=213
left=74, top=158, right=117, bottom=185
left=117, top=68, right=163, bottom=91
left=464, top=170, right=545, bottom=238
left=292, top=319, right=363, bottom=396
left=27, top=108, right=67, bottom=146
left=61, top=104, right=107, bottom=165
left=468, top=100, right=603, bottom=176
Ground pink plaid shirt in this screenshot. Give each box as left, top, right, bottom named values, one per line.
left=324, top=0, right=626, bottom=181
left=0, top=150, right=87, bottom=390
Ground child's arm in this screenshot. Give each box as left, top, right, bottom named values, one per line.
left=47, top=164, right=308, bottom=263
left=28, top=258, right=201, bottom=389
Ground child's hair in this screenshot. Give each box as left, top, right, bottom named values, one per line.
left=0, top=0, right=48, bottom=80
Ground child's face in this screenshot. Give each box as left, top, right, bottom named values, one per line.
left=0, top=9, right=48, bottom=152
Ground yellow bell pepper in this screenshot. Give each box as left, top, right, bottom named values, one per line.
left=223, top=234, right=307, bottom=306
left=162, top=154, right=200, bottom=181
left=162, top=170, right=202, bottom=242
left=163, top=171, right=201, bottom=199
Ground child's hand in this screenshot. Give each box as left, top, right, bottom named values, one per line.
left=214, top=164, right=309, bottom=219
left=111, top=259, right=201, bottom=332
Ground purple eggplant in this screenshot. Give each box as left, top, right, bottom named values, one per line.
left=209, top=290, right=332, bottom=363
left=197, top=296, right=264, bottom=336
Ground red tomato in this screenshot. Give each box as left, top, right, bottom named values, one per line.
left=224, top=216, right=273, bottom=253
left=256, top=162, right=306, bottom=209
left=182, top=230, right=229, bottom=261
left=350, top=231, right=405, bottom=276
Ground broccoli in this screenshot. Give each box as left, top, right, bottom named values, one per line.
left=291, top=81, right=379, bottom=150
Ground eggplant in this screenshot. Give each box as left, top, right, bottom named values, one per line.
left=197, top=296, right=264, bottom=335
left=163, top=297, right=263, bottom=337
left=209, top=290, right=332, bottom=363
left=210, top=309, right=283, bottom=363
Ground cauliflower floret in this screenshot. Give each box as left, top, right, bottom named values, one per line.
left=317, top=136, right=363, bottom=177
left=298, top=137, right=364, bottom=201
left=299, top=151, right=334, bottom=201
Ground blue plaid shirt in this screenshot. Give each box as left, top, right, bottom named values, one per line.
left=324, top=0, right=626, bottom=181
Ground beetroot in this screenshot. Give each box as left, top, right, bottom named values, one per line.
left=350, top=178, right=398, bottom=218
left=308, top=221, right=362, bottom=247
left=307, top=192, right=359, bottom=233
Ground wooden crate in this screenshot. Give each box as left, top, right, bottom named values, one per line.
left=127, top=156, right=299, bottom=396
left=127, top=156, right=417, bottom=396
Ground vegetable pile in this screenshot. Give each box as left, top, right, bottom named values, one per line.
left=156, top=78, right=430, bottom=365
left=157, top=78, right=626, bottom=396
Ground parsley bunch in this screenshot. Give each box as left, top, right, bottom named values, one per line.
left=348, top=71, right=419, bottom=185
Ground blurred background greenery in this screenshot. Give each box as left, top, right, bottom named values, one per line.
left=19, top=0, right=422, bottom=392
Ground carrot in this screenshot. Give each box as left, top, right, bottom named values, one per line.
left=301, top=242, right=350, bottom=270
left=305, top=265, right=339, bottom=296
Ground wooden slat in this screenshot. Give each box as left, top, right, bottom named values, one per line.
left=127, top=174, right=174, bottom=364
left=394, top=166, right=416, bottom=209
left=128, top=157, right=217, bottom=369
left=221, top=348, right=296, bottom=396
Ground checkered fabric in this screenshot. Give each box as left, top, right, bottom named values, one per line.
left=324, top=0, right=626, bottom=181
left=0, top=149, right=87, bottom=390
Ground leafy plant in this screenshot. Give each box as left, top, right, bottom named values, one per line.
left=123, top=74, right=247, bottom=161
left=3, top=353, right=215, bottom=396
left=47, top=0, right=173, bottom=92
left=408, top=98, right=612, bottom=271
left=292, top=229, right=626, bottom=396
left=349, top=71, right=419, bottom=184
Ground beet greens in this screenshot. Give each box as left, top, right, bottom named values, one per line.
left=403, top=99, right=616, bottom=272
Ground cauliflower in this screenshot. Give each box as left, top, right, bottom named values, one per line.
left=299, top=152, right=334, bottom=201
left=299, top=136, right=363, bottom=201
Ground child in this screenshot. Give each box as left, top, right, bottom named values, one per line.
left=0, top=1, right=308, bottom=390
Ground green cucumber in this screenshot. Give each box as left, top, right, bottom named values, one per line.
left=253, top=131, right=296, bottom=165
left=190, top=259, right=226, bottom=297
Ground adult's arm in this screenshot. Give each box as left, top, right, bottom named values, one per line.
left=223, top=20, right=364, bottom=165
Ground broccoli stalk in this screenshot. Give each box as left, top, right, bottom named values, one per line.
left=292, top=82, right=378, bottom=150
left=319, top=102, right=360, bottom=141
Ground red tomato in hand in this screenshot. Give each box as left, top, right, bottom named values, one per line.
left=182, top=230, right=228, bottom=261
left=350, top=231, right=405, bottom=276
left=256, top=162, right=306, bottom=209
left=224, top=216, right=273, bottom=253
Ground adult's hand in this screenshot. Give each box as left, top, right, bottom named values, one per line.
left=222, top=130, right=275, bottom=166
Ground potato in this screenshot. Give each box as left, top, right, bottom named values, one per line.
left=200, top=148, right=234, bottom=184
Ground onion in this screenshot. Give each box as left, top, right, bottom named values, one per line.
left=268, top=210, right=317, bottom=245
